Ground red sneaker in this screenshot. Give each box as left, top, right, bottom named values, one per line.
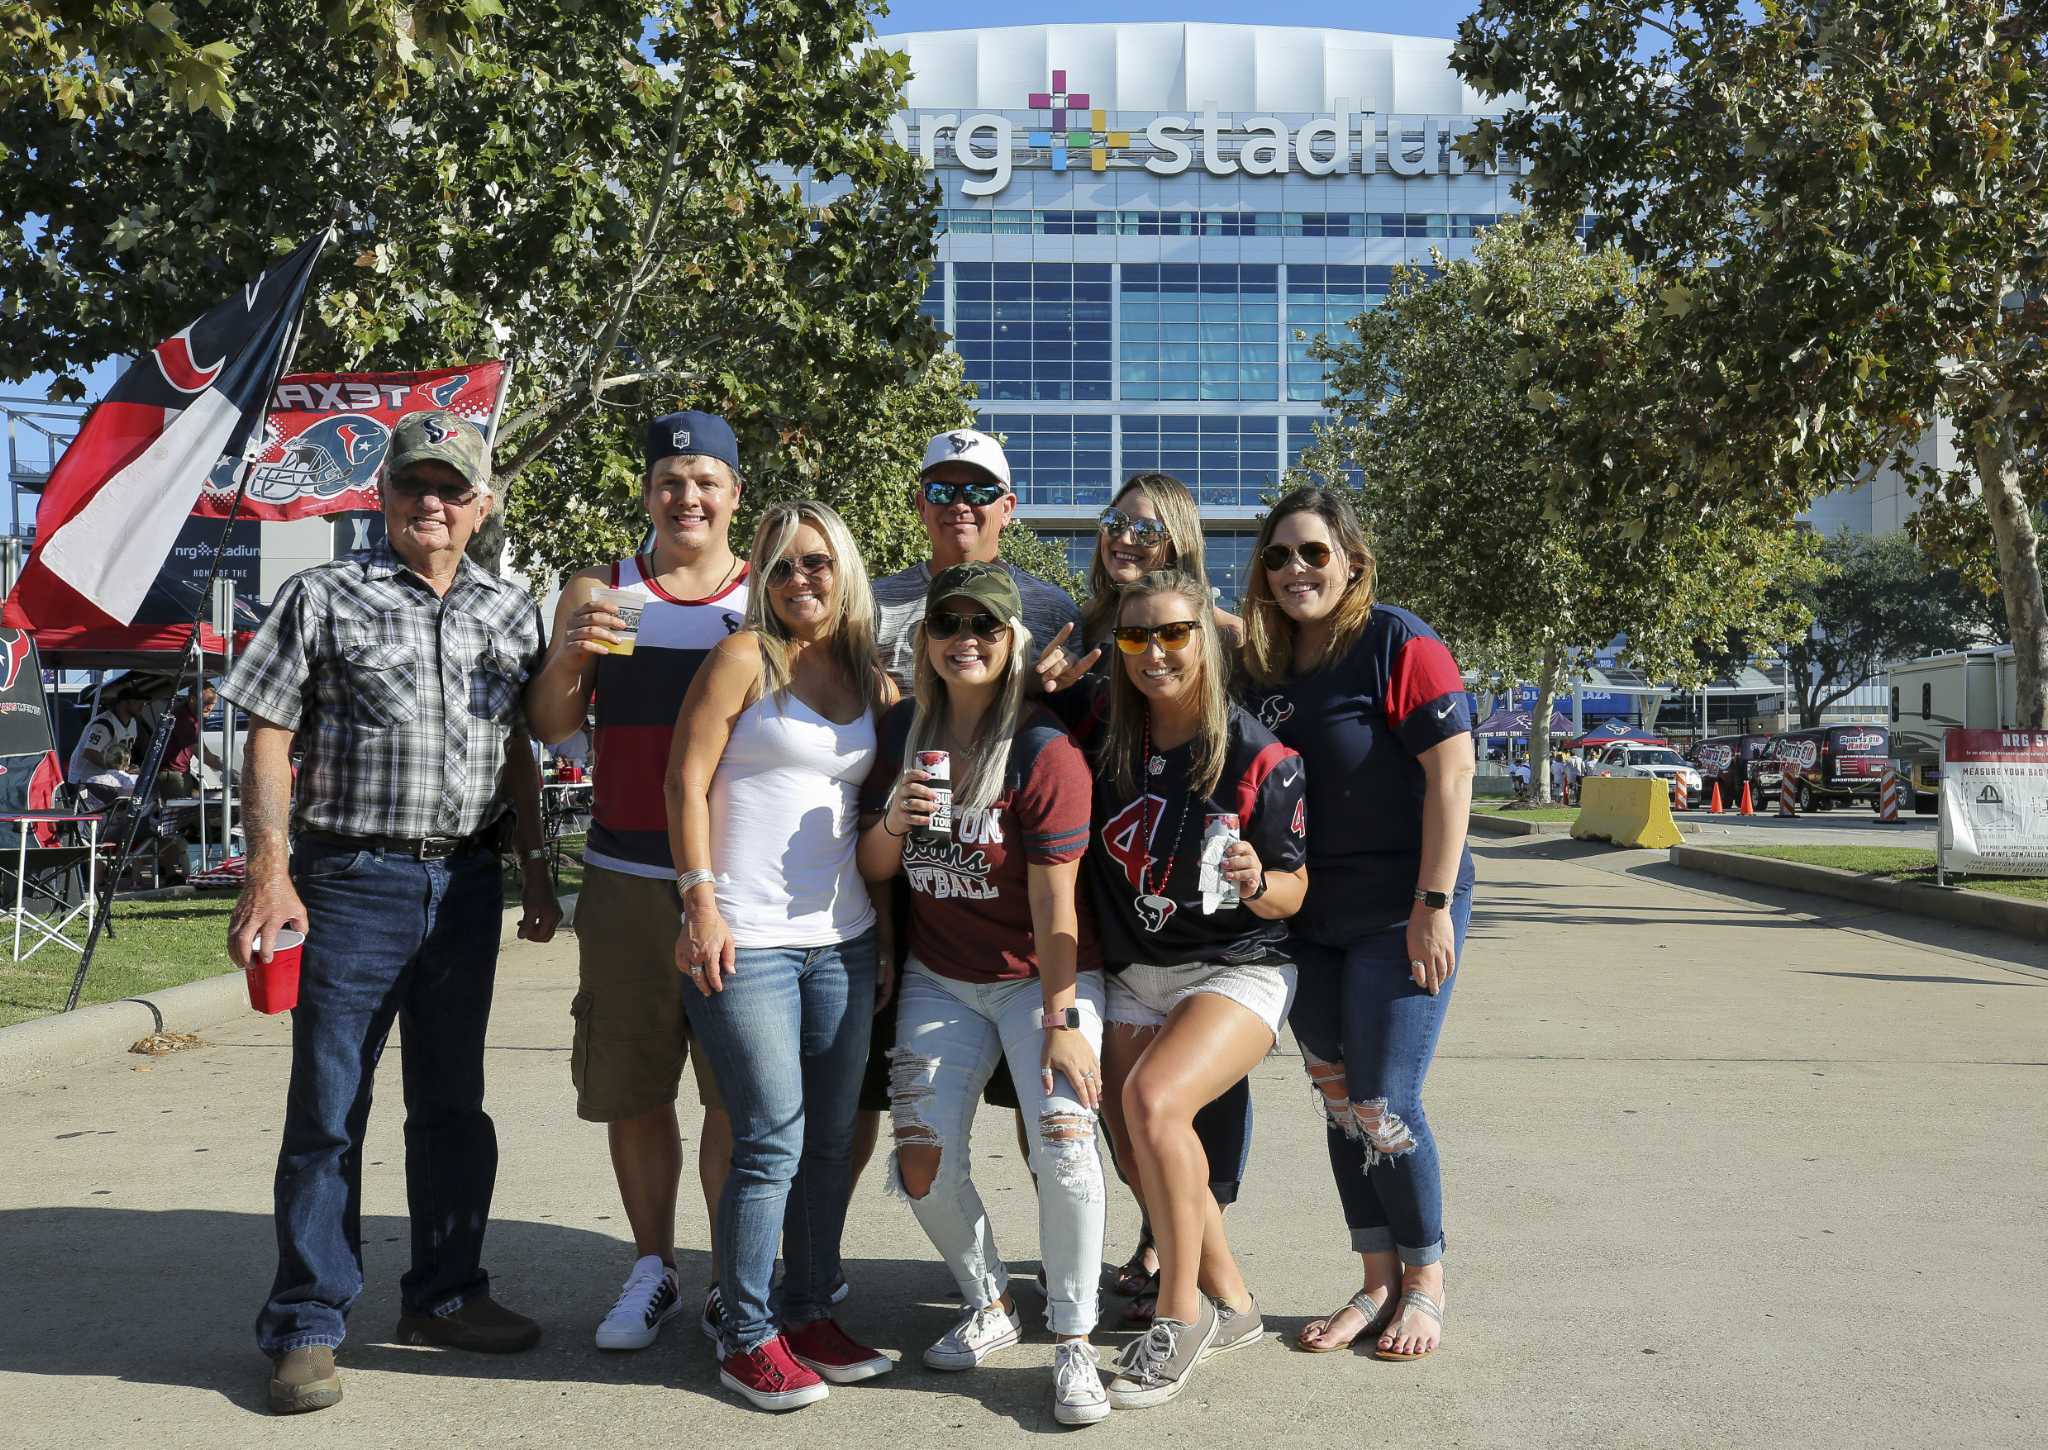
left=785, top=1316, right=894, bottom=1384
left=718, top=1334, right=828, bottom=1412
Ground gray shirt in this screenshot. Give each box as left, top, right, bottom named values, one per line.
left=872, top=559, right=1082, bottom=695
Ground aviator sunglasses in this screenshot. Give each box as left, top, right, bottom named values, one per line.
left=926, top=610, right=1009, bottom=643
left=1112, top=619, right=1204, bottom=654
left=1260, top=540, right=1334, bottom=572
left=388, top=474, right=481, bottom=506
left=767, top=551, right=834, bottom=586
left=922, top=478, right=1010, bottom=508
left=1097, top=506, right=1171, bottom=550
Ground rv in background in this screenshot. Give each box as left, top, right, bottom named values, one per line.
left=1889, top=646, right=2015, bottom=813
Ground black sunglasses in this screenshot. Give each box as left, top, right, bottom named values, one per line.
left=1098, top=507, right=1171, bottom=549
left=388, top=475, right=481, bottom=506
left=1260, top=541, right=1334, bottom=572
left=926, top=610, right=1008, bottom=642
left=1112, top=620, right=1203, bottom=654
left=923, top=478, right=1010, bottom=508
left=767, top=552, right=834, bottom=586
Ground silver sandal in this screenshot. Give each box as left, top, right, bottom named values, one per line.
left=1372, top=1288, right=1444, bottom=1362
left=1295, top=1288, right=1391, bottom=1354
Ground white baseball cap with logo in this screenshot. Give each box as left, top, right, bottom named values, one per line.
left=919, top=428, right=1012, bottom=490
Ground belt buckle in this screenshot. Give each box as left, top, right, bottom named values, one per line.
left=417, top=836, right=456, bottom=860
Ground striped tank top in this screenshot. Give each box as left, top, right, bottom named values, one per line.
left=585, top=555, right=749, bottom=878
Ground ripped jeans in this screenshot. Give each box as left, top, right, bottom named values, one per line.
left=1288, top=889, right=1471, bottom=1267
left=887, top=961, right=1107, bottom=1336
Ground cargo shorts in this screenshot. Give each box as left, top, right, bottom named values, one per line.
left=570, top=863, right=723, bottom=1121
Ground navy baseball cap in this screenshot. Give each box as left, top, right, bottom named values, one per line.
left=646, top=410, right=740, bottom=477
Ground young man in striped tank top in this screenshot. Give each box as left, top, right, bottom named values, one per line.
left=525, top=411, right=750, bottom=1352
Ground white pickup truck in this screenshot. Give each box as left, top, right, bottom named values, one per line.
left=1581, top=744, right=1704, bottom=804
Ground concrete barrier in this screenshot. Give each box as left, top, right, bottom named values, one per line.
left=1571, top=776, right=1684, bottom=849
left=1671, top=846, right=2048, bottom=944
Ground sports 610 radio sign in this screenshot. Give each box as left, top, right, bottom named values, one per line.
left=1940, top=729, right=2048, bottom=878
left=191, top=363, right=506, bottom=521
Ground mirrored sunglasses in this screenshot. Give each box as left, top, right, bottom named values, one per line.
left=1098, top=507, right=1171, bottom=549
left=923, top=478, right=1010, bottom=508
left=767, top=551, right=834, bottom=586
left=1260, top=541, right=1334, bottom=572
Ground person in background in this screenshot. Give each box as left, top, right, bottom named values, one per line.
left=524, top=411, right=749, bottom=1354
left=1238, top=486, right=1475, bottom=1364
left=1080, top=471, right=1253, bottom=1321
left=163, top=683, right=225, bottom=796
left=667, top=500, right=894, bottom=1412
left=224, top=410, right=559, bottom=1415
left=67, top=687, right=146, bottom=797
left=857, top=429, right=1083, bottom=1202
left=857, top=561, right=1111, bottom=1427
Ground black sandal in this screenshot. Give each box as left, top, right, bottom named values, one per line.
left=1100, top=1228, right=1156, bottom=1297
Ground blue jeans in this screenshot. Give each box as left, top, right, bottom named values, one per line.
left=255, top=838, right=505, bottom=1355
left=1288, top=890, right=1472, bottom=1268
left=682, top=930, right=876, bottom=1354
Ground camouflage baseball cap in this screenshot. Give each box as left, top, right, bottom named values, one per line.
left=388, top=410, right=492, bottom=493
left=926, top=559, right=1022, bottom=624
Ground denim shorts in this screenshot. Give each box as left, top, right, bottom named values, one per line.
left=1107, top=958, right=1299, bottom=1038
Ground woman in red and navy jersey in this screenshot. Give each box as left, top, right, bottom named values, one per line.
left=1050, top=569, right=1308, bottom=1409
left=1239, top=487, right=1476, bottom=1364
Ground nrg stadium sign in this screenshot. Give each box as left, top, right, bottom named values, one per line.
left=887, top=70, right=1527, bottom=197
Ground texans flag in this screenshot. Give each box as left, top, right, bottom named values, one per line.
left=2, top=233, right=325, bottom=633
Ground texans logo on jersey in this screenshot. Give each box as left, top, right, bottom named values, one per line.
left=1256, top=695, right=1294, bottom=730
left=721, top=613, right=741, bottom=634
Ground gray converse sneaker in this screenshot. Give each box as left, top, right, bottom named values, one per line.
left=1202, top=1294, right=1265, bottom=1360
left=1105, top=1296, right=1218, bottom=1409
left=1053, top=1339, right=1111, bottom=1426
left=923, top=1300, right=1023, bottom=1371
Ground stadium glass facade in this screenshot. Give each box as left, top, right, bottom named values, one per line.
left=880, top=22, right=1535, bottom=606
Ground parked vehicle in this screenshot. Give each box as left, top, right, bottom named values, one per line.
left=1582, top=743, right=1704, bottom=804
left=1889, top=646, right=2014, bottom=814
left=1750, top=725, right=1892, bottom=811
left=1685, top=733, right=1773, bottom=805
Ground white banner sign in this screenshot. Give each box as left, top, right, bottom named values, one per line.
left=1940, top=730, right=2048, bottom=878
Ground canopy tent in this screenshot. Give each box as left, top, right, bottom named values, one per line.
left=27, top=573, right=266, bottom=673
left=1474, top=706, right=1574, bottom=738
left=1567, top=721, right=1669, bottom=749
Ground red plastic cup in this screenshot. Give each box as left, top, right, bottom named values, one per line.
left=245, top=928, right=305, bottom=1014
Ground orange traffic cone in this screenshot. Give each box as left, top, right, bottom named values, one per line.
left=1709, top=781, right=1724, bottom=814
left=1738, top=781, right=1754, bottom=816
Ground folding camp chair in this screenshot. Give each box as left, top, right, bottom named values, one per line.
left=0, top=809, right=102, bottom=961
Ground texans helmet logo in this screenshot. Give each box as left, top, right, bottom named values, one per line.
left=0, top=630, right=30, bottom=692
left=154, top=323, right=224, bottom=394
left=420, top=417, right=454, bottom=444
left=947, top=431, right=975, bottom=455
left=1134, top=895, right=1176, bottom=933
left=1256, top=695, right=1294, bottom=729
left=422, top=374, right=470, bottom=408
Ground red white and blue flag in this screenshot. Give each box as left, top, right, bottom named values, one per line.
left=2, top=233, right=326, bottom=634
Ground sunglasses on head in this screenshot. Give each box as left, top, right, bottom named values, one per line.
left=1098, top=507, right=1171, bottom=549
left=1260, top=541, right=1334, bottom=572
left=388, top=475, right=482, bottom=506
left=922, top=478, right=1010, bottom=508
left=767, top=551, right=834, bottom=586
left=926, top=610, right=1008, bottom=643
left=1112, top=620, right=1203, bottom=654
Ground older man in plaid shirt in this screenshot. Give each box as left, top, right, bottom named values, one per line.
left=225, top=410, right=560, bottom=1415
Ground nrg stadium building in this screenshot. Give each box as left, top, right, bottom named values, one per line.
left=871, top=21, right=1562, bottom=606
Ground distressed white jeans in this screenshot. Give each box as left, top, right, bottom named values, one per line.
left=887, top=959, right=1107, bottom=1336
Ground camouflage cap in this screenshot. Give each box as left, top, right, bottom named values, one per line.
left=387, top=410, right=492, bottom=494
left=926, top=559, right=1022, bottom=624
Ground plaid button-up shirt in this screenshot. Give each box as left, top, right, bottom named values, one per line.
left=222, top=542, right=544, bottom=839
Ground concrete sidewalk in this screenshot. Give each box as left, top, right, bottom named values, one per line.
left=2, top=836, right=2043, bottom=1448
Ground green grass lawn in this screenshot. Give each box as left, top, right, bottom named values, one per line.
left=1719, top=845, right=2048, bottom=902
left=0, top=838, right=587, bottom=1030
left=1473, top=803, right=1580, bottom=822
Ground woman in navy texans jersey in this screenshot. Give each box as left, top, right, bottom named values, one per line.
left=1239, top=488, right=1476, bottom=1365
left=1049, top=570, right=1308, bottom=1410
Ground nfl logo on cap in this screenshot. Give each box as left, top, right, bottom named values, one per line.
left=673, top=428, right=692, bottom=449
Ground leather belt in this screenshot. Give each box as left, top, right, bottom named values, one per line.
left=303, top=827, right=497, bottom=861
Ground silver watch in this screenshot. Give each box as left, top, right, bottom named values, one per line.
left=676, top=868, right=716, bottom=894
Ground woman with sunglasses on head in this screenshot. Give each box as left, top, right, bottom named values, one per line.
left=855, top=561, right=1112, bottom=1427
left=1238, top=487, right=1475, bottom=1365
left=1077, top=473, right=1253, bottom=1321
left=666, top=501, right=896, bottom=1412
left=1045, top=569, right=1308, bottom=1409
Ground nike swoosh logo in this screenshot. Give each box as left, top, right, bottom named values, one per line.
left=1434, top=703, right=1456, bottom=719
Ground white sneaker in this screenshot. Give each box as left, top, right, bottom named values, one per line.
left=1053, top=1340, right=1111, bottom=1426
left=922, top=1300, right=1023, bottom=1371
left=593, top=1255, right=681, bottom=1350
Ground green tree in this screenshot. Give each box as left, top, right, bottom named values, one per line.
left=1294, top=218, right=1821, bottom=801
left=2, top=1, right=943, bottom=571
left=1453, top=0, right=2048, bottom=724
left=1777, top=531, right=2000, bottom=726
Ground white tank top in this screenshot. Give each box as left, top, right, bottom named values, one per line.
left=709, top=688, right=879, bottom=949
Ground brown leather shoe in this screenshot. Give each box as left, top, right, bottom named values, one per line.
left=393, top=1295, right=542, bottom=1354
left=269, top=1346, right=342, bottom=1414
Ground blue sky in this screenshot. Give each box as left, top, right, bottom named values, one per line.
left=873, top=3, right=1466, bottom=39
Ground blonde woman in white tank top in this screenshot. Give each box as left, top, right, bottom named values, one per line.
left=665, top=501, right=898, bottom=1412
